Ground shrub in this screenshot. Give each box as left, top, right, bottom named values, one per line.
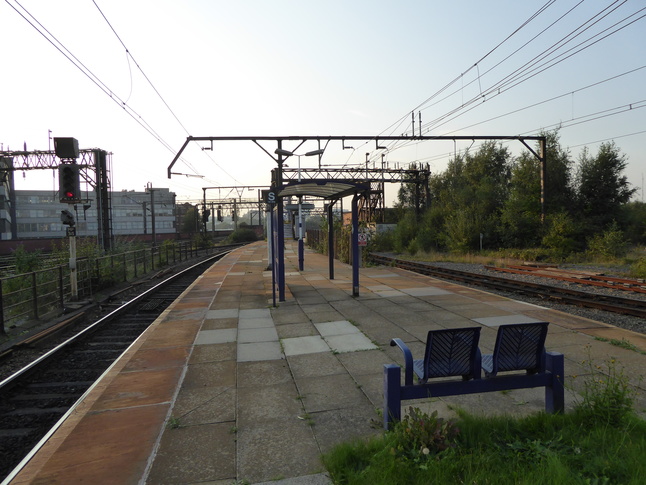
left=574, top=353, right=635, bottom=427
left=630, top=257, right=646, bottom=279
left=586, top=221, right=627, bottom=259
left=541, top=212, right=579, bottom=257
left=12, top=245, right=42, bottom=274
left=391, top=407, right=460, bottom=462
left=227, top=228, right=258, bottom=243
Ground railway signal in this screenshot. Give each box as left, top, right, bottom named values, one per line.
left=58, top=164, right=81, bottom=203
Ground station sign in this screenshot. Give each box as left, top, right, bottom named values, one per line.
left=262, top=189, right=277, bottom=205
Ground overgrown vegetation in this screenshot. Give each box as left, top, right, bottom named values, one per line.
left=367, top=130, right=643, bottom=262
left=324, top=359, right=645, bottom=484
left=227, top=227, right=258, bottom=243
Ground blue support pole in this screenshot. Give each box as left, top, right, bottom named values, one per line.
left=545, top=352, right=565, bottom=413
left=383, top=364, right=402, bottom=430
left=351, top=193, right=360, bottom=296
left=327, top=200, right=335, bottom=280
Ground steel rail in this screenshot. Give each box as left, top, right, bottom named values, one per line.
left=370, top=254, right=646, bottom=319
left=0, top=248, right=236, bottom=483
left=0, top=248, right=234, bottom=392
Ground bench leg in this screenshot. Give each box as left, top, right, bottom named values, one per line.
left=545, top=352, right=565, bottom=413
left=383, top=364, right=402, bottom=430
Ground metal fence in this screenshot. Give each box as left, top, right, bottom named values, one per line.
left=0, top=241, right=218, bottom=334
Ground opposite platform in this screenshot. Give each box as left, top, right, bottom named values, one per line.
left=7, top=241, right=646, bottom=485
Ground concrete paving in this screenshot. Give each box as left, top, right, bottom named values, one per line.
left=8, top=241, right=646, bottom=485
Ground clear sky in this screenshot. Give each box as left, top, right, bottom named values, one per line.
left=1, top=1, right=645, bottom=205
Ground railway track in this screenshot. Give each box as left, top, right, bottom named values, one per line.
left=0, top=247, right=235, bottom=482
left=369, top=254, right=646, bottom=319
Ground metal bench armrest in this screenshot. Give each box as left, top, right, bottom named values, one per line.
left=390, top=338, right=414, bottom=386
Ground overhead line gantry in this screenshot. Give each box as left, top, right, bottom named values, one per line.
left=167, top=135, right=547, bottom=304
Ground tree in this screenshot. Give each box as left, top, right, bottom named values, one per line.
left=500, top=130, right=574, bottom=247
left=182, top=206, right=200, bottom=233
left=576, top=142, right=636, bottom=232
left=416, top=142, right=515, bottom=252
left=543, top=129, right=575, bottom=215
left=622, top=201, right=646, bottom=244
left=396, top=162, right=431, bottom=212
left=500, top=152, right=542, bottom=247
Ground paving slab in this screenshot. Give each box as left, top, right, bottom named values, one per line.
left=11, top=240, right=646, bottom=485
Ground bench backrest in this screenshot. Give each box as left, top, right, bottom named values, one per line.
left=489, top=322, right=549, bottom=376
left=422, top=327, right=482, bottom=381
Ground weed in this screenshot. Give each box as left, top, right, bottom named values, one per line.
left=298, top=413, right=315, bottom=426
left=575, top=352, right=635, bottom=427
left=391, top=407, right=460, bottom=462
left=594, top=336, right=646, bottom=355
left=167, top=416, right=182, bottom=429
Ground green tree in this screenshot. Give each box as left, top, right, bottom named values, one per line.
left=500, top=152, right=542, bottom=247
left=500, top=130, right=574, bottom=248
left=621, top=201, right=646, bottom=244
left=182, top=206, right=200, bottom=233
left=576, top=142, right=636, bottom=233
left=543, top=129, right=575, bottom=215
left=427, top=142, right=513, bottom=252
left=396, top=162, right=431, bottom=213
left=541, top=211, right=580, bottom=257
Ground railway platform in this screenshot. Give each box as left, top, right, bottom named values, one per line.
left=7, top=241, right=646, bottom=485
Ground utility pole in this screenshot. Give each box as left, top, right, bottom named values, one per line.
left=60, top=209, right=77, bottom=300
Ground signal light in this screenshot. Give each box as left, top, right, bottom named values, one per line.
left=202, top=209, right=211, bottom=223
left=58, top=164, right=81, bottom=203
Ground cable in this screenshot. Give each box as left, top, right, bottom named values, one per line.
left=6, top=0, right=239, bottom=187
left=91, top=0, right=241, bottom=185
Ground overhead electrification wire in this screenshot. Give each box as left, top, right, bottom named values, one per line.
left=6, top=0, right=238, bottom=188
left=378, top=0, right=558, bottom=142
left=379, top=1, right=645, bottom=162
left=441, top=65, right=646, bottom=136
left=5, top=0, right=178, bottom=156
left=419, top=4, right=645, bottom=136
left=92, top=0, right=191, bottom=137
left=374, top=0, right=561, bottom=160
left=91, top=0, right=240, bottom=186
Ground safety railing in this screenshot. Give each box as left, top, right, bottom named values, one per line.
left=0, top=241, right=219, bottom=334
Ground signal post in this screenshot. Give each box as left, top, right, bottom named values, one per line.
left=55, top=138, right=81, bottom=301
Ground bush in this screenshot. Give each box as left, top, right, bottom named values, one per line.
left=12, top=245, right=42, bottom=274
left=391, top=407, right=460, bottom=461
left=630, top=257, right=646, bottom=279
left=541, top=212, right=579, bottom=258
left=574, top=354, right=635, bottom=427
left=586, top=221, right=627, bottom=259
left=227, top=228, right=258, bottom=243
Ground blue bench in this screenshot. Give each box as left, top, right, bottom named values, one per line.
left=383, top=322, right=565, bottom=429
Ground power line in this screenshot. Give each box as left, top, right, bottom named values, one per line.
left=90, top=0, right=241, bottom=185
left=6, top=0, right=240, bottom=188
left=378, top=2, right=645, bottom=163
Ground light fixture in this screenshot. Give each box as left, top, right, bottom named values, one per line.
left=274, top=148, right=293, bottom=157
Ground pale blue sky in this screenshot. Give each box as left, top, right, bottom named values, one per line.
left=1, top=1, right=644, bottom=203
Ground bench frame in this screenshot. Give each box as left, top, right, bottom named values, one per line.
left=383, top=325, right=565, bottom=430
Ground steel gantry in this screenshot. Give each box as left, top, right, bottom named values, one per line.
left=167, top=135, right=546, bottom=304
left=0, top=148, right=113, bottom=250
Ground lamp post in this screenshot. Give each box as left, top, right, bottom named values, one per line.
left=274, top=148, right=324, bottom=271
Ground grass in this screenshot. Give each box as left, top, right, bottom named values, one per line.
left=594, top=336, right=646, bottom=355
left=324, top=411, right=646, bottom=484
left=323, top=359, right=646, bottom=484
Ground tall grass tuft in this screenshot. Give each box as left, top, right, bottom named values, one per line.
left=324, top=358, right=646, bottom=484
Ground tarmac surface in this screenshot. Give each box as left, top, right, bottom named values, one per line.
left=6, top=240, right=646, bottom=484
